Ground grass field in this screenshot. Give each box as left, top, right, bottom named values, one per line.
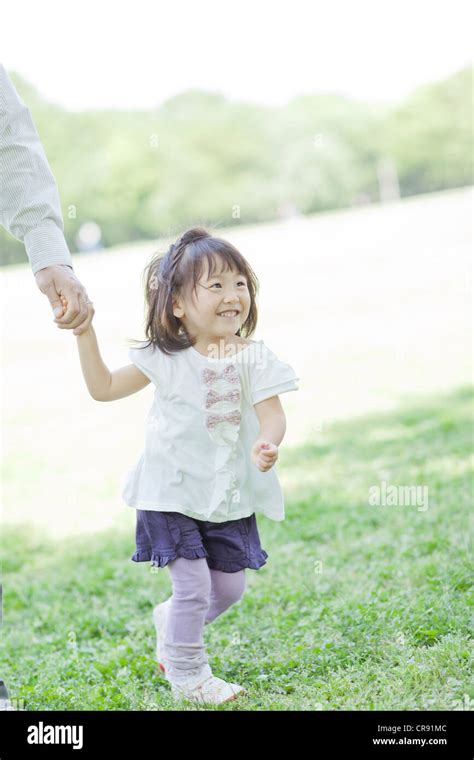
left=1, top=186, right=472, bottom=709
left=0, top=385, right=472, bottom=710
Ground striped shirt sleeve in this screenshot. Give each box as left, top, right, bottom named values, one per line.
left=0, top=63, right=73, bottom=275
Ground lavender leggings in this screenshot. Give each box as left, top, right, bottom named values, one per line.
left=163, top=556, right=246, bottom=685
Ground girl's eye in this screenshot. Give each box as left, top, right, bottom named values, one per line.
left=210, top=281, right=247, bottom=288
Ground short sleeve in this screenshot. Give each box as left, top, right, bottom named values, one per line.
left=128, top=341, right=162, bottom=387
left=250, top=341, right=300, bottom=405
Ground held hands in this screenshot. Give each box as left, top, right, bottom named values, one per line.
left=57, top=294, right=94, bottom=336
left=58, top=293, right=94, bottom=336
left=34, top=264, right=94, bottom=335
left=251, top=439, right=279, bottom=472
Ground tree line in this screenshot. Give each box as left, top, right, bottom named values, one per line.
left=1, top=66, right=471, bottom=266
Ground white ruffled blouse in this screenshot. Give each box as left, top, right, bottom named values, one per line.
left=120, top=339, right=300, bottom=522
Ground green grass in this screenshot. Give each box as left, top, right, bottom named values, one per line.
left=1, top=386, right=472, bottom=711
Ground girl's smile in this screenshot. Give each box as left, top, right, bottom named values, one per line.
left=217, top=310, right=240, bottom=317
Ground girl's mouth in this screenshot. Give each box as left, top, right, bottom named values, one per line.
left=217, top=311, right=239, bottom=318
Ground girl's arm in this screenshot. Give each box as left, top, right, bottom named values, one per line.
left=251, top=396, right=286, bottom=471
left=76, top=324, right=150, bottom=402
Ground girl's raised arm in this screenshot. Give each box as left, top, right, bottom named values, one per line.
left=76, top=324, right=150, bottom=402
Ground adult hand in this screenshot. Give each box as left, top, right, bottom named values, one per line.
left=34, top=264, right=94, bottom=336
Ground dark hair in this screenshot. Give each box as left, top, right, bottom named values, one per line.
left=127, top=226, right=259, bottom=355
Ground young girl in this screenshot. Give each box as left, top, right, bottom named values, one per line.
left=73, top=226, right=300, bottom=705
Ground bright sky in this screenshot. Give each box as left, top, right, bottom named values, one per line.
left=2, top=0, right=472, bottom=111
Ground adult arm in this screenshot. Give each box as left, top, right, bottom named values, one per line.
left=0, top=63, right=73, bottom=273
left=0, top=64, right=93, bottom=333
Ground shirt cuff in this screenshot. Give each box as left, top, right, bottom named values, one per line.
left=24, top=223, right=74, bottom=275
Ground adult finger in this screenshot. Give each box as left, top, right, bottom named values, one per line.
left=55, top=289, right=89, bottom=330
left=72, top=303, right=94, bottom=335
left=41, top=281, right=67, bottom=319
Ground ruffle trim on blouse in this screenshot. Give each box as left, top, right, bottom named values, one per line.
left=206, top=549, right=269, bottom=573
left=131, top=545, right=209, bottom=567
left=200, top=362, right=243, bottom=518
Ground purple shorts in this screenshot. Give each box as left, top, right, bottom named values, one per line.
left=131, top=510, right=269, bottom=573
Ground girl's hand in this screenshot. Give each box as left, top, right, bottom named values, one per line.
left=251, top=439, right=279, bottom=472
left=59, top=295, right=94, bottom=335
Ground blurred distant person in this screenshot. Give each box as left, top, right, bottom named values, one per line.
left=75, top=221, right=103, bottom=253
left=0, top=63, right=94, bottom=335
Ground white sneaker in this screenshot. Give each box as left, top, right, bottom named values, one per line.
left=152, top=597, right=172, bottom=674
left=170, top=673, right=247, bottom=705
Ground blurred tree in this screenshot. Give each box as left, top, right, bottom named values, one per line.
left=381, top=66, right=473, bottom=196
left=1, top=66, right=472, bottom=267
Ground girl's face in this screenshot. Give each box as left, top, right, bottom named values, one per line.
left=172, top=256, right=251, bottom=345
